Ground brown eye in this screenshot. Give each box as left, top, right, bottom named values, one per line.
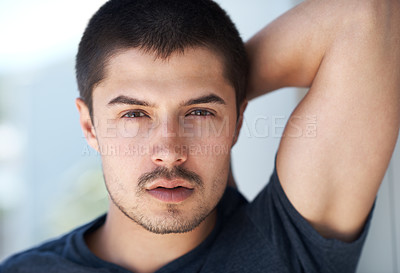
left=122, top=111, right=146, bottom=118
left=189, top=109, right=213, bottom=116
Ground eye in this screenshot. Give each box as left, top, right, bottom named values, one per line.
left=188, top=109, right=213, bottom=117
left=122, top=111, right=147, bottom=118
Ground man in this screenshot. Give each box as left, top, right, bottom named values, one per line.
left=1, top=0, right=399, bottom=272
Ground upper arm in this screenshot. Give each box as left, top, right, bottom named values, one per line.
left=247, top=0, right=400, bottom=242
left=245, top=0, right=328, bottom=99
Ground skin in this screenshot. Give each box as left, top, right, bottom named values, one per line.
left=76, top=47, right=246, bottom=273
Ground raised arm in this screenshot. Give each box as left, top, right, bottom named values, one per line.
left=246, top=0, right=400, bottom=242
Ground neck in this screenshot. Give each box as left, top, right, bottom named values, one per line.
left=86, top=205, right=217, bottom=273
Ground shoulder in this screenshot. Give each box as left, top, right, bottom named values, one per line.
left=1, top=215, right=106, bottom=273
left=1, top=234, right=70, bottom=273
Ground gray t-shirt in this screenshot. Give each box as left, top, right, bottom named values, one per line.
left=0, top=163, right=373, bottom=273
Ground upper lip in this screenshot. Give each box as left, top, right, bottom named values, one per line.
left=146, top=179, right=195, bottom=190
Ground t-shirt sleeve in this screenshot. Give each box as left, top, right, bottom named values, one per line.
left=246, top=159, right=374, bottom=273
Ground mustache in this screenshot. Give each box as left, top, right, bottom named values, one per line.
left=137, top=166, right=203, bottom=188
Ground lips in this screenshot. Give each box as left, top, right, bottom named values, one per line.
left=146, top=180, right=194, bottom=203
left=147, top=187, right=194, bottom=202
left=147, top=179, right=194, bottom=190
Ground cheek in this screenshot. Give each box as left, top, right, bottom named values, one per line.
left=185, top=129, right=233, bottom=189
left=95, top=117, right=153, bottom=153
left=95, top=124, right=151, bottom=195
left=202, top=152, right=230, bottom=204
left=96, top=118, right=153, bottom=140
left=183, top=116, right=235, bottom=138
left=181, top=115, right=236, bottom=164
left=101, top=153, right=141, bottom=186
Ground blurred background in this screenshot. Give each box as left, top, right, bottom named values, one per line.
left=0, top=0, right=398, bottom=272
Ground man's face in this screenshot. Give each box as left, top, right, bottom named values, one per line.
left=81, top=47, right=242, bottom=234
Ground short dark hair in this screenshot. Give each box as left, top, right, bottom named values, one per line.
left=76, top=0, right=247, bottom=118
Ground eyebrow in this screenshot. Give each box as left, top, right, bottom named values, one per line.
left=107, top=94, right=226, bottom=107
left=108, top=95, right=153, bottom=107
left=182, top=94, right=226, bottom=106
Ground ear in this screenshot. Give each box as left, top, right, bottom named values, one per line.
left=232, top=99, right=248, bottom=147
left=76, top=98, right=99, bottom=152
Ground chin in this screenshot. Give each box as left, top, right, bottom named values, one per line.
left=130, top=203, right=214, bottom=235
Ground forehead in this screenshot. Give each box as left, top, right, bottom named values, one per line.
left=107, top=47, right=228, bottom=84
left=93, top=47, right=235, bottom=105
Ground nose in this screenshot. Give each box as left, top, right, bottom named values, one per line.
left=150, top=116, right=188, bottom=168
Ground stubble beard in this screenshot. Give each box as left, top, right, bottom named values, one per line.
left=104, top=166, right=222, bottom=234
left=109, top=191, right=214, bottom=234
